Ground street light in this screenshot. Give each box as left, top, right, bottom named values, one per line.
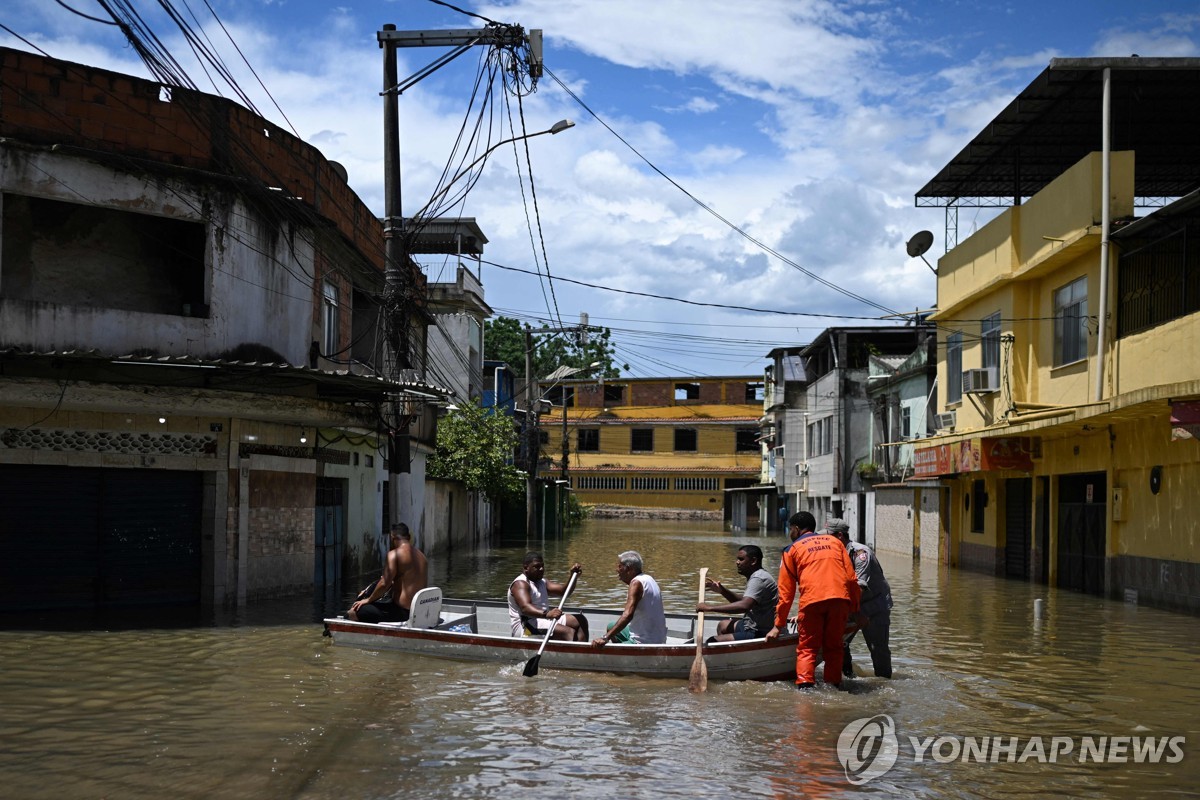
left=413, top=119, right=575, bottom=220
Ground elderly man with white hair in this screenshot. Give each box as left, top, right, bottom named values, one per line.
left=825, top=518, right=893, bottom=678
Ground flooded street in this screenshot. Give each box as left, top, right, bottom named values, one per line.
left=2, top=518, right=1198, bottom=798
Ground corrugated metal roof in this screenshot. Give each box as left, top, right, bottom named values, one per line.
left=916, top=57, right=1200, bottom=207
left=0, top=348, right=453, bottom=401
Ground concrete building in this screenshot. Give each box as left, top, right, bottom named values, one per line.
left=763, top=328, right=930, bottom=540
left=911, top=57, right=1200, bottom=612
left=552, top=376, right=762, bottom=516
left=0, top=49, right=445, bottom=612
left=412, top=218, right=494, bottom=552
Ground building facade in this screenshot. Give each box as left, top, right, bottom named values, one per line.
left=552, top=376, right=763, bottom=513
left=0, top=49, right=445, bottom=612
left=763, top=328, right=931, bottom=539
left=912, top=57, right=1200, bottom=612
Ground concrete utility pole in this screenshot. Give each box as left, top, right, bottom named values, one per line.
left=376, top=22, right=542, bottom=532
left=524, top=325, right=537, bottom=539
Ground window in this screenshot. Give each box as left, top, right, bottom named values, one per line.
left=676, top=477, right=719, bottom=491
left=900, top=405, right=912, bottom=439
left=674, top=383, right=700, bottom=401
left=745, top=382, right=765, bottom=402
left=322, top=282, right=339, bottom=356
left=806, top=418, right=832, bottom=457
left=1054, top=276, right=1088, bottom=365
left=971, top=479, right=987, bottom=533
left=946, top=331, right=963, bottom=404
left=735, top=428, right=759, bottom=452
left=604, top=385, right=624, bottom=404
left=576, top=428, right=600, bottom=452
left=632, top=476, right=669, bottom=491
left=1, top=194, right=207, bottom=317
left=545, top=386, right=574, bottom=407
left=631, top=428, right=654, bottom=452
left=674, top=428, right=698, bottom=452
left=981, top=312, right=1000, bottom=370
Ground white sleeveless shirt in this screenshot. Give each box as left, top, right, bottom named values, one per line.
left=628, top=574, right=667, bottom=644
left=507, top=574, right=549, bottom=637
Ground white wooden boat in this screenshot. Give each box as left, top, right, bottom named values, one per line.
left=322, top=587, right=804, bottom=682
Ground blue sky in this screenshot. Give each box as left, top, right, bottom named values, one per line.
left=6, top=0, right=1200, bottom=379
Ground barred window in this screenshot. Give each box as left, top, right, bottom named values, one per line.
left=676, top=477, right=719, bottom=491
left=632, top=476, right=669, bottom=491
left=575, top=476, right=627, bottom=490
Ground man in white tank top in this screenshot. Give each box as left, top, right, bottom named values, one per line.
left=507, top=552, right=587, bottom=641
left=592, top=550, right=667, bottom=646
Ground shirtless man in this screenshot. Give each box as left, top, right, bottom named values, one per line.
left=348, top=523, right=428, bottom=624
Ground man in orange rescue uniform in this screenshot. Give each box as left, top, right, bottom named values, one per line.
left=765, top=511, right=860, bottom=689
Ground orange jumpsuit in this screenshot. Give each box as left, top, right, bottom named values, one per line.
left=774, top=532, right=861, bottom=686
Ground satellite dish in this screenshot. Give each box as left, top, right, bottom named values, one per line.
left=906, top=230, right=934, bottom=258
left=328, top=161, right=349, bottom=183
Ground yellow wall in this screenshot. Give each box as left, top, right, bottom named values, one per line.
left=933, top=152, right=1138, bottom=422
left=1114, top=313, right=1200, bottom=397
left=1109, top=415, right=1200, bottom=561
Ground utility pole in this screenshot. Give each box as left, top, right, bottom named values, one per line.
left=524, top=325, right=537, bottom=538
left=376, top=23, right=542, bottom=535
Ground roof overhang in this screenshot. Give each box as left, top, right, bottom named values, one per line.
left=0, top=348, right=453, bottom=405
left=916, top=57, right=1200, bottom=208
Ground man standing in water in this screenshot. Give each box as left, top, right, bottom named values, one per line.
left=766, top=511, right=859, bottom=689
left=826, top=518, right=893, bottom=678
left=348, top=523, right=428, bottom=624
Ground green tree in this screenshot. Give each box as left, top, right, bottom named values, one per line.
left=483, top=315, right=627, bottom=381
left=427, top=400, right=524, bottom=504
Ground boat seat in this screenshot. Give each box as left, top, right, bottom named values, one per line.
left=407, top=587, right=443, bottom=629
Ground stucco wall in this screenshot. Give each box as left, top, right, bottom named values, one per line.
left=1, top=149, right=313, bottom=364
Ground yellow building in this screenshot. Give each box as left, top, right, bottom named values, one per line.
left=544, top=376, right=763, bottom=513
left=912, top=58, right=1200, bottom=612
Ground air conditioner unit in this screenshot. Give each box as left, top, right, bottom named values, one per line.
left=934, top=411, right=957, bottom=431
left=795, top=462, right=809, bottom=476
left=962, top=367, right=998, bottom=394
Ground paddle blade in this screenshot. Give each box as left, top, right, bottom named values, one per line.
left=522, top=654, right=541, bottom=677
left=688, top=650, right=708, bottom=693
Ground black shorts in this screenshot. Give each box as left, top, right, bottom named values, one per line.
left=354, top=601, right=410, bottom=624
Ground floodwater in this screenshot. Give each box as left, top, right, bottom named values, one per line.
left=2, top=518, right=1198, bottom=799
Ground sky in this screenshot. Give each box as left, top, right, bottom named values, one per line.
left=5, top=0, right=1200, bottom=380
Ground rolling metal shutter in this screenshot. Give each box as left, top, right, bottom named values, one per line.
left=0, top=465, right=201, bottom=611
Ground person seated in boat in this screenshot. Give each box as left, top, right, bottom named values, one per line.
left=696, top=544, right=778, bottom=642
left=347, top=523, right=428, bottom=624
left=592, top=550, right=667, bottom=646
left=507, top=553, right=588, bottom=642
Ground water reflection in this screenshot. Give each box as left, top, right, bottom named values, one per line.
left=1, top=517, right=1198, bottom=799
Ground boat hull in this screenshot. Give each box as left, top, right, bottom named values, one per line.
left=323, top=599, right=801, bottom=682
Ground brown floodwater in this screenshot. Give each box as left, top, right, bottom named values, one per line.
left=1, top=517, right=1197, bottom=798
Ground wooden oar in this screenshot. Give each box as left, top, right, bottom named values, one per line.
left=688, top=567, right=709, bottom=693
left=522, top=570, right=579, bottom=678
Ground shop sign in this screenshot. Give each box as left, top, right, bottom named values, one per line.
left=914, top=437, right=1038, bottom=477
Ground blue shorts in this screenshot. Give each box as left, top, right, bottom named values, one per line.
left=731, top=619, right=762, bottom=641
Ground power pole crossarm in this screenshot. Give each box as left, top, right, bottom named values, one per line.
left=377, top=27, right=528, bottom=49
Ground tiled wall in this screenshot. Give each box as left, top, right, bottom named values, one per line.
left=1112, top=555, right=1200, bottom=613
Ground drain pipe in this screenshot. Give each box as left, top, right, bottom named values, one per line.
left=1094, top=67, right=1112, bottom=403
